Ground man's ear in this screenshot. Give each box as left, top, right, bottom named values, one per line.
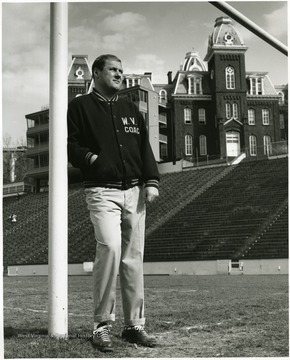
left=93, top=68, right=99, bottom=79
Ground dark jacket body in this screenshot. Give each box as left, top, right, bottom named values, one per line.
left=67, top=91, right=160, bottom=190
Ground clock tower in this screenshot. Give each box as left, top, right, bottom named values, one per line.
left=67, top=55, right=92, bottom=103
left=205, top=17, right=248, bottom=158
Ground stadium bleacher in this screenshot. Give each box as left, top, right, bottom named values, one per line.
left=3, top=157, right=288, bottom=271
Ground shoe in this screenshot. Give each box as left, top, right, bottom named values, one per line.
left=122, top=325, right=157, bottom=347
left=92, top=324, right=114, bottom=352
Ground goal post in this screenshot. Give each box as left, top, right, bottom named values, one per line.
left=48, top=2, right=68, bottom=339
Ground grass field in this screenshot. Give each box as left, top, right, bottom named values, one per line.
left=3, top=274, right=289, bottom=358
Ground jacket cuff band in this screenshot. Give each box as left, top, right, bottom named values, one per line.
left=145, top=179, right=159, bottom=189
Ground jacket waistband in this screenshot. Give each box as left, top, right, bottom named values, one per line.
left=83, top=178, right=143, bottom=190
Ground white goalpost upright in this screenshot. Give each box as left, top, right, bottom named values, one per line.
left=48, top=2, right=68, bottom=338
left=210, top=1, right=288, bottom=56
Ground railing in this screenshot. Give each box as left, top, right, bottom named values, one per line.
left=244, top=141, right=288, bottom=159
left=26, top=143, right=49, bottom=156
left=181, top=141, right=288, bottom=169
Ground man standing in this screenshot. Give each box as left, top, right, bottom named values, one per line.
left=67, top=54, right=160, bottom=352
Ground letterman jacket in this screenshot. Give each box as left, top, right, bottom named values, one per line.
left=67, top=89, right=160, bottom=190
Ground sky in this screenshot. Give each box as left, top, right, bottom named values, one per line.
left=2, top=1, right=288, bottom=145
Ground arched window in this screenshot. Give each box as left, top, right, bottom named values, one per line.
left=263, top=135, right=272, bottom=155
left=159, top=89, right=167, bottom=101
left=185, top=134, right=193, bottom=155
left=278, top=91, right=284, bottom=105
left=199, top=135, right=207, bottom=155
left=225, top=103, right=231, bottom=119
left=248, top=109, right=255, bottom=125
left=198, top=108, right=206, bottom=124
left=184, top=108, right=192, bottom=124
left=262, top=109, right=270, bottom=125
left=249, top=135, right=257, bottom=156
left=225, top=66, right=235, bottom=89
left=233, top=103, right=238, bottom=119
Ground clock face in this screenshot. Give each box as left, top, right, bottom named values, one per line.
left=224, top=32, right=234, bottom=44
left=211, top=70, right=214, bottom=79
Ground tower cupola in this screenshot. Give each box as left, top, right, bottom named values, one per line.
left=205, top=17, right=247, bottom=61
left=182, top=50, right=207, bottom=71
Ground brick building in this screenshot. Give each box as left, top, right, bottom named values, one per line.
left=24, top=17, right=287, bottom=191
left=155, top=17, right=287, bottom=166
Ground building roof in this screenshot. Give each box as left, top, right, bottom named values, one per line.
left=205, top=17, right=247, bottom=61
left=182, top=50, right=207, bottom=72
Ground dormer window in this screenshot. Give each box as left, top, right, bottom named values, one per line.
left=126, top=77, right=140, bottom=88
left=250, top=77, right=264, bottom=95
left=188, top=76, right=203, bottom=95
left=225, top=66, right=235, bottom=89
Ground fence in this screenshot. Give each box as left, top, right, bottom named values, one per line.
left=182, top=141, right=288, bottom=169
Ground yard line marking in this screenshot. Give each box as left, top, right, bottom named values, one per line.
left=4, top=306, right=91, bottom=317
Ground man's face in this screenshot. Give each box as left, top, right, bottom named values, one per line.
left=94, top=59, right=123, bottom=94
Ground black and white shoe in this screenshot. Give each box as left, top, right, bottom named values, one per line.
left=122, top=325, right=157, bottom=347
left=92, top=324, right=114, bottom=352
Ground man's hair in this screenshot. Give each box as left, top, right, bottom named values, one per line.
left=92, top=54, right=122, bottom=74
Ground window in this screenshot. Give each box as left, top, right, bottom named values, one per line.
left=188, top=78, right=194, bottom=94
left=226, top=103, right=231, bottom=119
left=263, top=135, right=272, bottom=155
left=195, top=78, right=202, bottom=94
left=185, top=135, right=193, bottom=155
left=280, top=114, right=285, bottom=129
left=248, top=109, right=255, bottom=125
left=262, top=109, right=270, bottom=125
left=199, top=135, right=207, bottom=155
left=188, top=76, right=203, bottom=95
left=40, top=154, right=49, bottom=167
left=257, top=78, right=262, bottom=95
left=160, top=143, right=168, bottom=157
left=233, top=103, right=238, bottom=119
left=159, top=90, right=167, bottom=101
left=198, top=108, right=206, bottom=124
left=126, top=77, right=140, bottom=88
left=184, top=108, right=192, bottom=124
left=250, top=77, right=264, bottom=95
left=278, top=91, right=285, bottom=105
left=249, top=135, right=257, bottom=156
left=138, top=89, right=147, bottom=103
left=27, top=137, right=35, bottom=148
left=226, top=66, right=235, bottom=89
left=27, top=119, right=35, bottom=128
left=159, top=113, right=167, bottom=128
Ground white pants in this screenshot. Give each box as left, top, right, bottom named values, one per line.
left=85, top=185, right=146, bottom=326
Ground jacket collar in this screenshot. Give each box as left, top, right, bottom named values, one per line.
left=92, top=88, right=118, bottom=102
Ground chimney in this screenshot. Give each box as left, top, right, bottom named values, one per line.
left=167, top=71, right=172, bottom=84
left=144, top=72, right=152, bottom=80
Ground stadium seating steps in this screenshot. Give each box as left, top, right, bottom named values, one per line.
left=3, top=158, right=288, bottom=269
